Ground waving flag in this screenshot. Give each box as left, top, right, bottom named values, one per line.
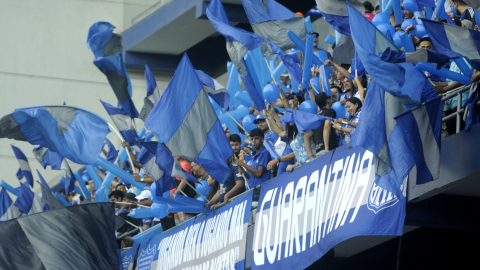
left=333, top=35, right=356, bottom=65
left=267, top=39, right=302, bottom=84
left=395, top=96, right=442, bottom=185
left=463, top=82, right=480, bottom=131
left=64, top=165, right=78, bottom=195
left=0, top=188, right=20, bottom=220
left=139, top=63, right=161, bottom=122
left=348, top=50, right=365, bottom=80
left=240, top=0, right=307, bottom=55
left=33, top=146, right=68, bottom=170
left=380, top=47, right=451, bottom=69
left=87, top=22, right=138, bottom=118
left=196, top=70, right=230, bottom=110
left=11, top=145, right=33, bottom=188
left=14, top=183, right=34, bottom=214
left=421, top=19, right=480, bottom=61
left=0, top=106, right=110, bottom=165
left=316, top=0, right=365, bottom=35
left=145, top=54, right=234, bottom=182
left=104, top=138, right=118, bottom=163
left=136, top=142, right=176, bottom=195
left=100, top=100, right=139, bottom=146
left=279, top=109, right=334, bottom=132
left=463, top=0, right=480, bottom=12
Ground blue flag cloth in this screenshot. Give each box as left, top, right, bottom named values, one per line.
left=100, top=100, right=139, bottom=146
left=15, top=168, right=24, bottom=181
left=319, top=65, right=333, bottom=97
left=316, top=0, right=365, bottom=35
left=279, top=109, right=335, bottom=132
left=152, top=196, right=209, bottom=214
left=348, top=50, right=365, bottom=80
left=36, top=169, right=52, bottom=193
left=32, top=146, right=67, bottom=170
left=463, top=0, right=480, bottom=12
left=0, top=188, right=20, bottom=220
left=87, top=22, right=138, bottom=119
left=11, top=145, right=33, bottom=188
left=395, top=96, right=442, bottom=185
left=240, top=0, right=307, bottom=55
left=463, top=82, right=480, bottom=131
left=64, top=166, right=78, bottom=195
left=14, top=183, right=34, bottom=214
left=206, top=0, right=264, bottom=75
left=195, top=70, right=230, bottom=110
left=0, top=106, right=110, bottom=165
left=136, top=142, right=176, bottom=195
left=267, top=39, right=302, bottom=84
left=421, top=19, right=480, bottom=61
left=445, top=11, right=457, bottom=25
left=37, top=170, right=65, bottom=210
left=105, top=138, right=118, bottom=163
left=139, top=63, right=161, bottom=122
left=144, top=54, right=234, bottom=183
left=379, top=47, right=451, bottom=69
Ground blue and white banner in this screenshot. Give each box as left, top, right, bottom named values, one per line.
left=120, top=245, right=139, bottom=270
left=136, top=190, right=253, bottom=270
left=252, top=146, right=406, bottom=270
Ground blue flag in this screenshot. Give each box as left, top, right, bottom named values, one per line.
left=87, top=22, right=138, bottom=119
left=395, top=96, right=442, bottom=185
left=379, top=47, right=451, bottom=69
left=136, top=142, right=176, bottom=195
left=105, top=138, right=118, bottom=163
left=196, top=70, right=230, bottom=110
left=279, top=109, right=334, bottom=132
left=348, top=50, right=365, bottom=80
left=32, top=146, right=68, bottom=170
left=316, top=0, right=365, bottom=35
left=0, top=106, right=110, bottom=165
left=100, top=100, right=139, bottom=146
left=463, top=82, right=480, bottom=131
left=0, top=188, right=20, bottom=220
left=14, top=183, right=34, bottom=214
left=139, top=63, right=161, bottom=122
left=421, top=19, right=480, bottom=61
left=144, top=54, right=234, bottom=183
left=11, top=145, right=33, bottom=188
left=37, top=170, right=65, bottom=210
left=64, top=166, right=78, bottom=195
left=267, top=39, right=302, bottom=84
left=240, top=0, right=307, bottom=55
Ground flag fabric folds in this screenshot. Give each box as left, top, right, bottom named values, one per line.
left=461, top=0, right=479, bottom=12
left=195, top=69, right=230, bottom=110
left=316, top=0, right=365, bottom=35
left=87, top=22, right=138, bottom=119
left=145, top=54, right=234, bottom=183
left=14, top=183, right=34, bottom=214
left=379, top=47, right=451, bottom=69
left=37, top=170, right=65, bottom=210
left=240, top=0, right=307, bottom=55
left=100, top=100, right=139, bottom=146
left=421, top=19, right=480, bottom=61
left=136, top=142, right=176, bottom=195
left=64, top=166, right=78, bottom=195
left=348, top=50, right=365, bottom=80
left=139, top=63, right=161, bottom=122
left=463, top=82, right=480, bottom=131
left=395, top=96, right=442, bottom=184
left=11, top=145, right=33, bottom=188
left=279, top=109, right=335, bottom=132
left=33, top=146, right=68, bottom=171
left=0, top=203, right=119, bottom=270
left=267, top=39, right=302, bottom=84
left=0, top=106, right=110, bottom=165
left=104, top=138, right=118, bottom=163
left=0, top=188, right=20, bottom=220
left=333, top=35, right=356, bottom=65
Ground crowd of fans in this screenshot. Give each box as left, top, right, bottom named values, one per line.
left=60, top=0, right=479, bottom=252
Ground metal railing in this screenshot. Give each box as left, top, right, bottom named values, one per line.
left=441, top=85, right=471, bottom=134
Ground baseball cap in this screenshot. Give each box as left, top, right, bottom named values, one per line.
left=253, top=114, right=266, bottom=124
left=135, top=190, right=152, bottom=201
left=125, top=193, right=137, bottom=201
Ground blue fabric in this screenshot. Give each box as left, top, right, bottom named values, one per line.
left=87, top=22, right=138, bottom=118
left=219, top=165, right=244, bottom=202
left=277, top=143, right=294, bottom=175
left=196, top=69, right=230, bottom=110
left=37, top=170, right=52, bottom=193
left=11, top=145, right=33, bottom=188
left=445, top=11, right=456, bottom=25
left=279, top=109, right=335, bottom=132
left=264, top=131, right=279, bottom=147
left=0, top=188, right=15, bottom=219
left=100, top=100, right=139, bottom=146
left=152, top=196, right=209, bottom=214
left=348, top=50, right=365, bottom=80
left=8, top=106, right=110, bottom=165
left=14, top=183, right=34, bottom=214
left=105, top=138, right=118, bottom=163
left=241, top=60, right=266, bottom=112
left=263, top=140, right=279, bottom=159
left=416, top=0, right=436, bottom=8
left=465, top=82, right=480, bottom=131
left=268, top=39, right=302, bottom=84
left=323, top=13, right=352, bottom=36
left=33, top=146, right=65, bottom=170
left=241, top=0, right=294, bottom=24
left=64, top=168, right=78, bottom=195
left=144, top=63, right=157, bottom=97
left=246, top=146, right=272, bottom=187
left=395, top=96, right=442, bottom=184
left=16, top=168, right=23, bottom=180
left=421, top=19, right=471, bottom=59
left=319, top=65, right=333, bottom=97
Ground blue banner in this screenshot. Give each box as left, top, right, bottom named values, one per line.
left=251, top=146, right=406, bottom=270
left=136, top=190, right=253, bottom=270
left=120, top=245, right=139, bottom=270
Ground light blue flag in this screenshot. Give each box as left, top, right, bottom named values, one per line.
left=32, top=146, right=68, bottom=171
left=267, top=39, right=302, bottom=84
left=316, top=0, right=365, bottom=35
left=100, top=100, right=139, bottom=146
left=0, top=188, right=20, bottom=220
left=11, top=145, right=33, bottom=188
left=279, top=108, right=335, bottom=132
left=0, top=106, right=110, bottom=165
left=195, top=69, right=230, bottom=110
left=145, top=55, right=234, bottom=183
left=87, top=22, right=138, bottom=119
left=241, top=0, right=307, bottom=55
left=139, top=63, right=161, bottom=122
left=395, top=96, right=442, bottom=185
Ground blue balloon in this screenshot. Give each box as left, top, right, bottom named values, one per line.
left=377, top=23, right=396, bottom=37
left=392, top=31, right=403, bottom=49
left=372, top=12, right=391, bottom=26
left=415, top=24, right=427, bottom=38
left=403, top=0, right=417, bottom=12
left=197, top=196, right=206, bottom=202
left=242, top=115, right=257, bottom=133
left=299, top=100, right=318, bottom=114
left=236, top=104, right=245, bottom=110
left=331, top=101, right=347, bottom=118
left=209, top=96, right=220, bottom=110
left=310, top=77, right=320, bottom=92
left=151, top=203, right=168, bottom=219
left=196, top=183, right=208, bottom=197
left=401, top=19, right=418, bottom=36
left=314, top=50, right=329, bottom=63
left=263, top=84, right=280, bottom=104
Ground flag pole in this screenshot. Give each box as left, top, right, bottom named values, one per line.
left=221, top=109, right=248, bottom=133
left=183, top=180, right=209, bottom=202
left=107, top=122, right=135, bottom=170
left=263, top=56, right=283, bottom=99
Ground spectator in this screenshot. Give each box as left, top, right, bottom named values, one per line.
left=109, top=190, right=125, bottom=215
left=308, top=31, right=320, bottom=51
left=234, top=128, right=272, bottom=188
left=280, top=72, right=292, bottom=91
left=206, top=175, right=220, bottom=202
left=172, top=157, right=195, bottom=198
left=332, top=97, right=363, bottom=144
left=364, top=1, right=375, bottom=22
left=451, top=0, right=475, bottom=25
left=252, top=114, right=279, bottom=148
left=87, top=179, right=94, bottom=192
left=115, top=183, right=127, bottom=194
left=304, top=93, right=338, bottom=159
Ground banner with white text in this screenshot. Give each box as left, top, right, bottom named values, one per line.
left=251, top=146, right=406, bottom=270
left=121, top=245, right=139, bottom=270
left=136, top=189, right=253, bottom=270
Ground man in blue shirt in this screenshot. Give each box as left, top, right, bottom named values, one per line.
left=235, top=128, right=272, bottom=188
left=253, top=114, right=279, bottom=148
